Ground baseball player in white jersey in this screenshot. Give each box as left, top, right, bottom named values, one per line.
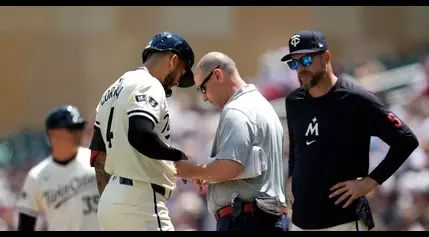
left=89, top=32, right=195, bottom=231
left=16, top=105, right=101, bottom=231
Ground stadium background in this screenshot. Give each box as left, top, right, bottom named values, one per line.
left=1, top=6, right=429, bottom=231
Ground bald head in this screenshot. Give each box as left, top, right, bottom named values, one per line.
left=193, top=52, right=247, bottom=110
left=196, top=52, right=237, bottom=76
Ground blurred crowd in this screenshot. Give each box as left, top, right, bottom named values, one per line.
left=1, top=44, right=429, bottom=231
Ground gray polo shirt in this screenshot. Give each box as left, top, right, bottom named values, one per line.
left=207, top=84, right=286, bottom=215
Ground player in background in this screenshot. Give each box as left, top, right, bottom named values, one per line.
left=16, top=105, right=100, bottom=231
left=89, top=32, right=194, bottom=231
left=0, top=169, right=16, bottom=230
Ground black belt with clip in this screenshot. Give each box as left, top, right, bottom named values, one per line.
left=114, top=176, right=171, bottom=199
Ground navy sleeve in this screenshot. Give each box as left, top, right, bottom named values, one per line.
left=362, top=91, right=419, bottom=185
left=89, top=126, right=106, bottom=152
left=128, top=116, right=182, bottom=162
left=17, top=213, right=37, bottom=231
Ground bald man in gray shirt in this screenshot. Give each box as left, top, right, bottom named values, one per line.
left=175, top=52, right=288, bottom=231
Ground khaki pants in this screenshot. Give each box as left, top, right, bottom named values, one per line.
left=97, top=176, right=174, bottom=231
left=291, top=220, right=368, bottom=231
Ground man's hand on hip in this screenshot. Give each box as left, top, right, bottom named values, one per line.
left=329, top=177, right=379, bottom=208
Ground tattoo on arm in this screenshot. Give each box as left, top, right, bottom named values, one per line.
left=93, top=151, right=111, bottom=195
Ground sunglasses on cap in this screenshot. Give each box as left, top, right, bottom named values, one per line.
left=285, top=52, right=324, bottom=70
left=197, top=65, right=220, bottom=94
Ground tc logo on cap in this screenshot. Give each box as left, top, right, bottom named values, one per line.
left=290, top=35, right=301, bottom=47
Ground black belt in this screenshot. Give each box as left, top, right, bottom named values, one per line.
left=215, top=203, right=288, bottom=222
left=115, top=176, right=170, bottom=198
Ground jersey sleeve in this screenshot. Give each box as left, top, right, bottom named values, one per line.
left=94, top=102, right=101, bottom=129
left=89, top=126, right=106, bottom=167
left=360, top=90, right=419, bottom=184
left=91, top=102, right=106, bottom=152
left=126, top=83, right=165, bottom=126
left=362, top=91, right=414, bottom=144
left=213, top=108, right=254, bottom=165
left=16, top=171, right=40, bottom=217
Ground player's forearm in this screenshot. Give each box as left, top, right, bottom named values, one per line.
left=93, top=151, right=111, bottom=195
left=129, top=131, right=182, bottom=161
left=369, top=132, right=419, bottom=185
left=128, top=116, right=182, bottom=161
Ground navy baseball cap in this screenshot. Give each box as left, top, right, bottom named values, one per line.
left=281, top=30, right=328, bottom=62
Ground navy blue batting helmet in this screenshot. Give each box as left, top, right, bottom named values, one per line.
left=142, top=32, right=195, bottom=88
left=45, top=105, right=86, bottom=131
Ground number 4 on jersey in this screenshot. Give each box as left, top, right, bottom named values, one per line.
left=106, top=107, right=115, bottom=148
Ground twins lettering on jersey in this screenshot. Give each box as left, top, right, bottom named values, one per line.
left=305, top=117, right=319, bottom=145
left=101, top=78, right=125, bottom=106
left=42, top=175, right=97, bottom=210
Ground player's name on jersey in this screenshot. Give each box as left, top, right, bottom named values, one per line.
left=42, top=174, right=96, bottom=209
left=101, top=78, right=125, bottom=106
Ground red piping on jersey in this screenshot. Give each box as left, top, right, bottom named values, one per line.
left=90, top=150, right=100, bottom=167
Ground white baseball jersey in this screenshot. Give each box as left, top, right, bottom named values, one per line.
left=94, top=67, right=176, bottom=190
left=16, top=147, right=100, bottom=231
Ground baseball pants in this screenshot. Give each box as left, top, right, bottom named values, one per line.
left=97, top=176, right=174, bottom=231
left=291, top=220, right=368, bottom=231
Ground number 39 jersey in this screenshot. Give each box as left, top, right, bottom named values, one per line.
left=94, top=67, right=176, bottom=190
left=16, top=147, right=100, bottom=231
